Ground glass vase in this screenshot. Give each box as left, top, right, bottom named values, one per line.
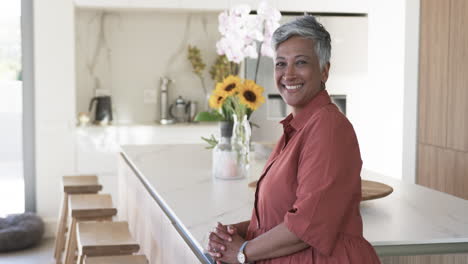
left=212, top=117, right=250, bottom=180
left=232, top=114, right=251, bottom=168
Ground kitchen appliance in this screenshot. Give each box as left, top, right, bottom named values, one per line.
left=159, top=77, right=174, bottom=125
left=169, top=96, right=191, bottom=123
left=88, top=95, right=113, bottom=125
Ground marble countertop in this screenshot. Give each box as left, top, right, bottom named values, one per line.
left=76, top=122, right=219, bottom=147
left=121, top=144, right=468, bottom=261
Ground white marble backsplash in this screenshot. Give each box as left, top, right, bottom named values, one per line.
left=75, top=10, right=221, bottom=124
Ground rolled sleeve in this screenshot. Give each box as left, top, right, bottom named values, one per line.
left=284, top=111, right=362, bottom=256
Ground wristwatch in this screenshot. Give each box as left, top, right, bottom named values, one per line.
left=237, top=241, right=249, bottom=263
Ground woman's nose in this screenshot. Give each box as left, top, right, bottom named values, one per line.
left=283, top=65, right=296, bottom=80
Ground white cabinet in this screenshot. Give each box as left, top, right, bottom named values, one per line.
left=228, top=0, right=261, bottom=8
left=128, top=0, right=181, bottom=9
left=75, top=0, right=230, bottom=11
left=74, top=0, right=129, bottom=9
left=75, top=0, right=369, bottom=13
left=276, top=0, right=368, bottom=13
left=179, top=0, right=229, bottom=11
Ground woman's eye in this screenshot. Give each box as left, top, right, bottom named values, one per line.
left=275, top=62, right=286, bottom=68
left=296, top=60, right=307, bottom=65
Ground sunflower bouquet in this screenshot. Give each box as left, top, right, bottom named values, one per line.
left=195, top=75, right=265, bottom=148
left=195, top=75, right=265, bottom=122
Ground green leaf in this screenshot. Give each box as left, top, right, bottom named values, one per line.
left=194, top=111, right=225, bottom=122
left=201, top=135, right=218, bottom=149
left=250, top=121, right=260, bottom=128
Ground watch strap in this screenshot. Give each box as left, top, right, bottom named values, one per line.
left=239, top=241, right=249, bottom=263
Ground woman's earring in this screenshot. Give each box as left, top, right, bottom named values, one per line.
left=320, top=81, right=326, bottom=90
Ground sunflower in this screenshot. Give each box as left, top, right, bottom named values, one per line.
left=209, top=91, right=226, bottom=109
left=215, top=75, right=242, bottom=97
left=237, top=80, right=265, bottom=110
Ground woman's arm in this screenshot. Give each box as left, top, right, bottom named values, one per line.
left=244, top=222, right=309, bottom=262
left=231, top=220, right=250, bottom=238
left=209, top=222, right=309, bottom=263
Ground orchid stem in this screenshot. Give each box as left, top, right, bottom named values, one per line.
left=254, top=42, right=262, bottom=83
left=254, top=24, right=266, bottom=83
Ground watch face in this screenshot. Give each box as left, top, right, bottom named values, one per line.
left=237, top=252, right=245, bottom=263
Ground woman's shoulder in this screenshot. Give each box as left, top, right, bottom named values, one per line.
left=306, top=103, right=352, bottom=131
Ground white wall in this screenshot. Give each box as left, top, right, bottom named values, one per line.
left=402, top=0, right=420, bottom=184
left=34, top=0, right=76, bottom=236
left=360, top=0, right=407, bottom=179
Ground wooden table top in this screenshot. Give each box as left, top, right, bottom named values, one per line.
left=248, top=179, right=393, bottom=201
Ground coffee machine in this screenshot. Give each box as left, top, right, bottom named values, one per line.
left=89, top=95, right=113, bottom=125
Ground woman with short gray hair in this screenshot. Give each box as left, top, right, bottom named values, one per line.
left=207, top=15, right=380, bottom=264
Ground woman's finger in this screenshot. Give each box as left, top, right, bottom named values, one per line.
left=215, top=226, right=233, bottom=242
left=227, top=225, right=238, bottom=235
left=217, top=222, right=228, bottom=231
left=208, top=239, right=226, bottom=252
left=207, top=250, right=222, bottom=259
left=208, top=231, right=226, bottom=244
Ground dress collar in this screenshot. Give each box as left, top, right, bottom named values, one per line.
left=280, top=89, right=332, bottom=131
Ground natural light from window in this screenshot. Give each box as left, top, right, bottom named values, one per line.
left=0, top=0, right=24, bottom=217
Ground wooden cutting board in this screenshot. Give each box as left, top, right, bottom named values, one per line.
left=248, top=179, right=393, bottom=201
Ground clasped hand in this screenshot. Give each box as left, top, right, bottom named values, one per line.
left=207, top=222, right=246, bottom=264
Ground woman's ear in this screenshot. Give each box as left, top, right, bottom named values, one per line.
left=321, top=62, right=331, bottom=83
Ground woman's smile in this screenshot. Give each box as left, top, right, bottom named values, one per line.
left=282, top=83, right=304, bottom=91
left=274, top=36, right=329, bottom=116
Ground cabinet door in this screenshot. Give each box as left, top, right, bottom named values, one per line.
left=179, top=0, right=229, bottom=10
left=447, top=0, right=468, bottom=151
left=276, top=0, right=368, bottom=13
left=75, top=0, right=129, bottom=8
left=128, top=0, right=180, bottom=9
left=418, top=0, right=451, bottom=147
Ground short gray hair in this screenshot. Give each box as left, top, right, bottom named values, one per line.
left=272, top=15, right=331, bottom=70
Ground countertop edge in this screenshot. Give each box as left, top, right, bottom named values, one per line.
left=374, top=241, right=468, bottom=256
left=120, top=151, right=213, bottom=264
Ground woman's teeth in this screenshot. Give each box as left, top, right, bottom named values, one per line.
left=285, top=84, right=302, bottom=90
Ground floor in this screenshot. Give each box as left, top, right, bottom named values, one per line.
left=0, top=238, right=54, bottom=264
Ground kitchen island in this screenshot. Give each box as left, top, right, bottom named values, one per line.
left=118, top=144, right=468, bottom=263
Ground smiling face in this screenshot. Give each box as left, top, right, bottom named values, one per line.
left=274, top=36, right=330, bottom=116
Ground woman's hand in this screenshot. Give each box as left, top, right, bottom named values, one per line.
left=207, top=223, right=230, bottom=259
left=207, top=223, right=244, bottom=264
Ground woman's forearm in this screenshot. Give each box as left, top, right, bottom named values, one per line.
left=244, top=222, right=309, bottom=262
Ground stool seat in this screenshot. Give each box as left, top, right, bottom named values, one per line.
left=69, top=194, right=117, bottom=218
left=77, top=221, right=139, bottom=257
left=84, top=255, right=148, bottom=264
left=63, top=175, right=102, bottom=194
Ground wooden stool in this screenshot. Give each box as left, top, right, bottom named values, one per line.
left=64, top=194, right=117, bottom=264
left=55, top=175, right=102, bottom=263
left=75, top=221, right=140, bottom=264
left=84, top=255, right=148, bottom=264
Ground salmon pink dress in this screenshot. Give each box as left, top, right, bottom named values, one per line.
left=245, top=90, right=381, bottom=263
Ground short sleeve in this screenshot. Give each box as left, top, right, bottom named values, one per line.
left=284, top=110, right=362, bottom=256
